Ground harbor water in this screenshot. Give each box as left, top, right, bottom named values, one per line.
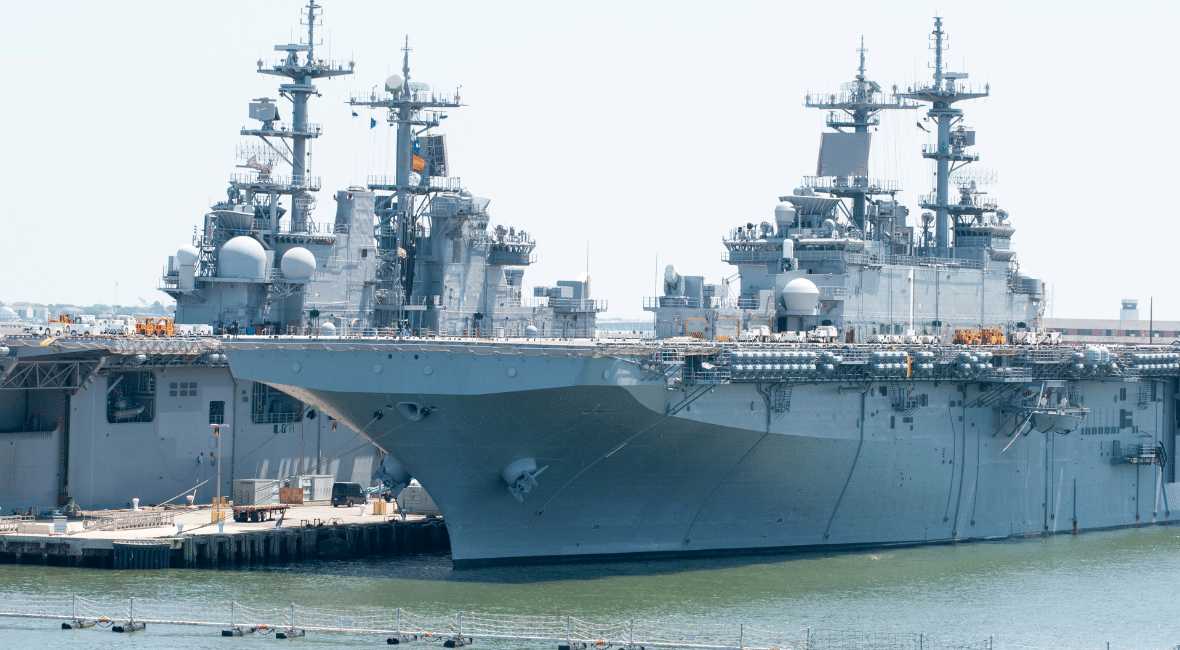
left=1, top=525, right=1177, bottom=648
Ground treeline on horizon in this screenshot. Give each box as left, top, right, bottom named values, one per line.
left=0, top=300, right=175, bottom=318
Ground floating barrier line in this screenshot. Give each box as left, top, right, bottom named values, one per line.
left=0, top=593, right=1168, bottom=650
left=0, top=593, right=807, bottom=649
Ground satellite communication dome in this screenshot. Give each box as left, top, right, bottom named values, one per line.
left=176, top=245, right=199, bottom=266
left=385, top=74, right=404, bottom=93
left=525, top=324, right=539, bottom=338
left=280, top=247, right=317, bottom=281
left=218, top=236, right=267, bottom=279
left=319, top=321, right=337, bottom=336
left=782, top=277, right=820, bottom=313
left=774, top=203, right=796, bottom=222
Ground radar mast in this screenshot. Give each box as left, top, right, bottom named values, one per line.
left=899, top=17, right=989, bottom=254
left=350, top=41, right=462, bottom=330
left=803, top=38, right=916, bottom=235
left=238, top=0, right=354, bottom=233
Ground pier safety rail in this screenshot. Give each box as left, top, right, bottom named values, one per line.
left=0, top=593, right=1160, bottom=650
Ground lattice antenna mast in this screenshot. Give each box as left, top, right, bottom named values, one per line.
left=349, top=39, right=463, bottom=329
left=237, top=0, right=353, bottom=233
left=899, top=17, right=989, bottom=253
left=804, top=38, right=917, bottom=231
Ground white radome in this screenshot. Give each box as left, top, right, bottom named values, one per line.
left=782, top=277, right=820, bottom=312
left=280, top=247, right=317, bottom=280
left=176, top=245, right=199, bottom=266
left=218, top=236, right=267, bottom=279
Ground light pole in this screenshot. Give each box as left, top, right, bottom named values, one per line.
left=211, top=423, right=222, bottom=523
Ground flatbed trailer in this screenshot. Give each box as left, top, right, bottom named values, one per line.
left=231, top=505, right=287, bottom=522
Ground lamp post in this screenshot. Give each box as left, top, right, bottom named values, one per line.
left=211, top=423, right=222, bottom=523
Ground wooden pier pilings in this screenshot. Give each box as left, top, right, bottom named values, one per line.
left=0, top=518, right=449, bottom=570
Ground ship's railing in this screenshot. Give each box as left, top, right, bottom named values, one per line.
left=686, top=367, right=732, bottom=384
left=82, top=511, right=175, bottom=532
left=367, top=175, right=462, bottom=191
left=723, top=250, right=783, bottom=264
left=1008, top=281, right=1039, bottom=296
left=919, top=193, right=996, bottom=210
left=801, top=176, right=900, bottom=192
left=905, top=81, right=990, bottom=97
left=274, top=219, right=338, bottom=235
left=488, top=250, right=537, bottom=266
left=229, top=173, right=322, bottom=192
left=737, top=296, right=768, bottom=310
left=0, top=516, right=23, bottom=533
left=644, top=296, right=701, bottom=309
left=240, top=121, right=322, bottom=137
left=846, top=252, right=984, bottom=270
left=349, top=89, right=461, bottom=106
left=258, top=58, right=354, bottom=74
left=795, top=249, right=849, bottom=262
left=526, top=298, right=608, bottom=313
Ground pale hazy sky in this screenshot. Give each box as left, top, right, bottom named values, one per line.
left=2, top=1, right=1176, bottom=320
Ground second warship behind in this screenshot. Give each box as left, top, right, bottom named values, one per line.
left=222, top=18, right=1180, bottom=566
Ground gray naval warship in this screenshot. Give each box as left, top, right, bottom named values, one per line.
left=222, top=17, right=1179, bottom=566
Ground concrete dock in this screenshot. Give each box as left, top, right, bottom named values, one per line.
left=0, top=502, right=449, bottom=569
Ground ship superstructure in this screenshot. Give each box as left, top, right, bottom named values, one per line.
left=161, top=12, right=601, bottom=338
left=1, top=1, right=610, bottom=514
left=161, top=1, right=372, bottom=332
left=648, top=26, right=1037, bottom=343
left=219, top=17, right=1180, bottom=567
left=349, top=44, right=605, bottom=337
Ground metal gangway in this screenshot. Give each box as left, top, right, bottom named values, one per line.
left=0, top=593, right=1162, bottom=650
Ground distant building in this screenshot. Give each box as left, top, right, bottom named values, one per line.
left=1045, top=299, right=1178, bottom=345
left=1120, top=299, right=1139, bottom=322
left=7, top=302, right=47, bottom=323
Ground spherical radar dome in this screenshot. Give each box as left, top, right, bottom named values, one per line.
left=218, top=236, right=267, bottom=279
left=782, top=277, right=820, bottom=313
left=280, top=247, right=317, bottom=281
left=176, top=245, right=199, bottom=266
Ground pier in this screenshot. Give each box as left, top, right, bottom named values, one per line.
left=0, top=503, right=448, bottom=569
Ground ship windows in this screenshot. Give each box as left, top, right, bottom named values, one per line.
left=169, top=381, right=198, bottom=397
left=209, top=401, right=225, bottom=424
left=106, top=371, right=156, bottom=424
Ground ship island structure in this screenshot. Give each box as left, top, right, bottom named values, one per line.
left=2, top=5, right=1178, bottom=568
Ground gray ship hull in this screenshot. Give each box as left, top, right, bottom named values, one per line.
left=225, top=341, right=1180, bottom=565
